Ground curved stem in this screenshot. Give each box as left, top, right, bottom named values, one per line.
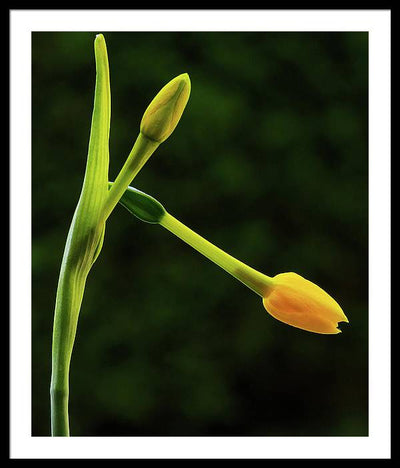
left=160, top=212, right=274, bottom=297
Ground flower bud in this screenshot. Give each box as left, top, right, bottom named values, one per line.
left=140, top=73, right=191, bottom=143
left=263, top=272, right=348, bottom=334
left=111, top=183, right=166, bottom=224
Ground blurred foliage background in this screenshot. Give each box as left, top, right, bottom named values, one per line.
left=32, top=31, right=368, bottom=436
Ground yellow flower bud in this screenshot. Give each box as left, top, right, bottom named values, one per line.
left=262, top=272, right=348, bottom=334
left=140, top=73, right=191, bottom=143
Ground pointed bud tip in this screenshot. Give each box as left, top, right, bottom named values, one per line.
left=178, top=73, right=191, bottom=93
left=178, top=72, right=190, bottom=84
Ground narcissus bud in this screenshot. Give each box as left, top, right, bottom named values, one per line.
left=263, top=272, right=348, bottom=334
left=117, top=186, right=348, bottom=335
left=140, top=73, right=191, bottom=143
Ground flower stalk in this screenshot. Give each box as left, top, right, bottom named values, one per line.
left=160, top=213, right=274, bottom=297
left=50, top=34, right=190, bottom=436
left=50, top=34, right=111, bottom=436
left=117, top=185, right=349, bottom=335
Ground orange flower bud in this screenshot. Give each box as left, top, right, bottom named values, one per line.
left=263, top=272, right=348, bottom=334
left=117, top=187, right=349, bottom=336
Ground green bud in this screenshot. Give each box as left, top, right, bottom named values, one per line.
left=140, top=73, right=191, bottom=143
left=111, top=183, right=166, bottom=224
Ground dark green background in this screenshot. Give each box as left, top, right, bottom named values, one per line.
left=32, top=32, right=368, bottom=436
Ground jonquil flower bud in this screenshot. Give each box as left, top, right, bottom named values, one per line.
left=263, top=272, right=348, bottom=334
left=117, top=186, right=349, bottom=335
left=140, top=73, right=191, bottom=143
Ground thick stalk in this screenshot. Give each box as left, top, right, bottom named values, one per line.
left=50, top=34, right=110, bottom=436
left=50, top=261, right=87, bottom=436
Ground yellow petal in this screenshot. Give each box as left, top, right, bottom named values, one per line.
left=263, top=272, right=348, bottom=334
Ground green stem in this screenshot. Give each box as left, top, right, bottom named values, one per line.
left=160, top=212, right=273, bottom=297
left=102, top=133, right=159, bottom=221
left=50, top=212, right=91, bottom=436
left=50, top=263, right=87, bottom=436
left=50, top=387, right=69, bottom=436
left=50, top=34, right=111, bottom=436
